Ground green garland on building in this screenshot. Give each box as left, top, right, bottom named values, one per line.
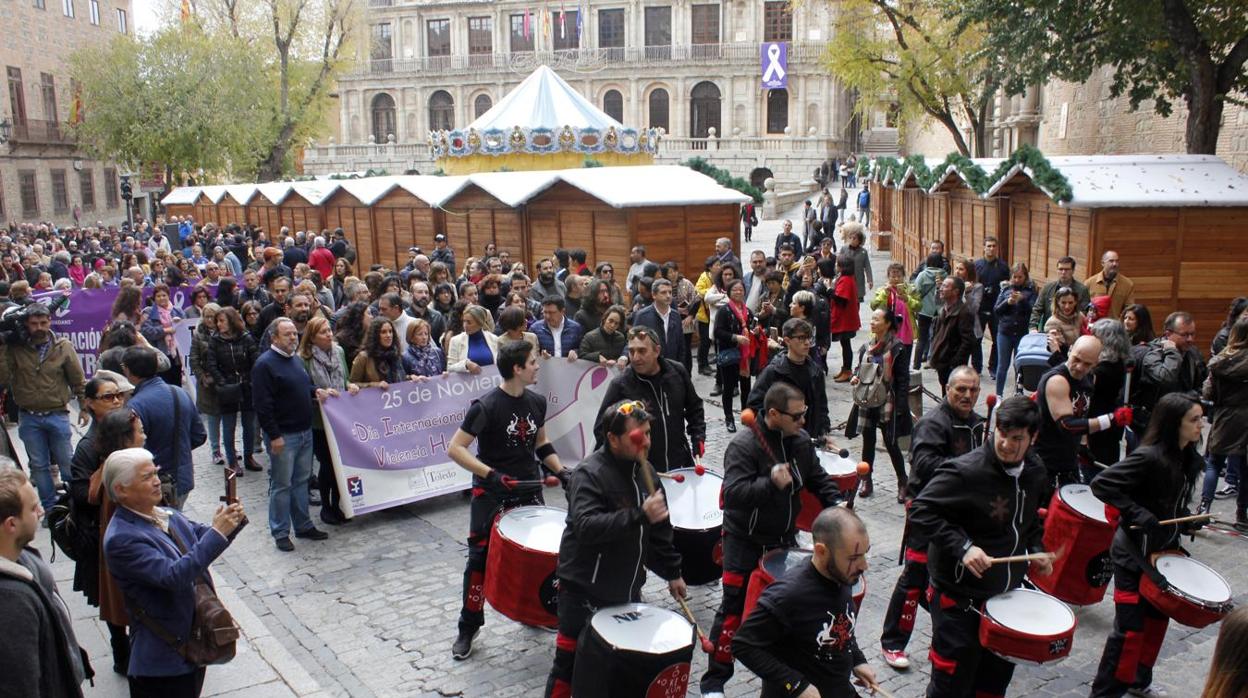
left=682, top=157, right=765, bottom=204
left=856, top=144, right=1073, bottom=203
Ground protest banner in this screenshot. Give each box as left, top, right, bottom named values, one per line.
left=37, top=286, right=193, bottom=377
left=173, top=318, right=201, bottom=401
left=320, top=358, right=618, bottom=517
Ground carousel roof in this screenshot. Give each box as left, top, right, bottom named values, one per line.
left=468, top=65, right=623, bottom=132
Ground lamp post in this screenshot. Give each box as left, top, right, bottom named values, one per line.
left=120, top=173, right=133, bottom=230
left=0, top=119, right=11, bottom=145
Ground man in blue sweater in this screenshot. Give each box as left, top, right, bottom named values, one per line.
left=252, top=318, right=327, bottom=552
left=124, top=346, right=205, bottom=508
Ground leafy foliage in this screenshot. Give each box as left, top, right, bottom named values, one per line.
left=857, top=145, right=1072, bottom=203
left=986, top=144, right=1073, bottom=202
left=682, top=157, right=764, bottom=203
left=582, top=157, right=604, bottom=168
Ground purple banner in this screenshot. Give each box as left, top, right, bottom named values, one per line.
left=320, top=358, right=617, bottom=517
left=761, top=41, right=788, bottom=90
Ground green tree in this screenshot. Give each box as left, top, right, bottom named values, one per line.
left=824, top=0, right=1000, bottom=156
left=69, top=27, right=274, bottom=182
left=962, top=0, right=1248, bottom=155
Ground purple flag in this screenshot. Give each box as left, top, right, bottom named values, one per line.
left=761, top=41, right=788, bottom=90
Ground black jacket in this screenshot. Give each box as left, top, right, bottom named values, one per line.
left=747, top=354, right=831, bottom=439
left=1133, top=339, right=1207, bottom=430
left=733, top=562, right=866, bottom=698
left=910, top=443, right=1047, bottom=601
left=722, top=424, right=844, bottom=546
left=929, top=301, right=976, bottom=373
left=555, top=448, right=682, bottom=602
left=633, top=304, right=686, bottom=365
left=596, top=359, right=705, bottom=472
left=1090, top=444, right=1201, bottom=570
left=906, top=402, right=985, bottom=501
left=205, top=332, right=260, bottom=413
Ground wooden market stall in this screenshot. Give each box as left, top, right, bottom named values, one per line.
left=928, top=160, right=1008, bottom=264
left=438, top=176, right=531, bottom=268
left=250, top=183, right=291, bottom=236
left=192, top=186, right=227, bottom=227
left=891, top=167, right=929, bottom=274
left=218, top=185, right=257, bottom=228
left=278, top=181, right=333, bottom=237
left=162, top=186, right=198, bottom=220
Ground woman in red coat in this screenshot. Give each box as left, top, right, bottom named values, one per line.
left=828, top=254, right=861, bottom=382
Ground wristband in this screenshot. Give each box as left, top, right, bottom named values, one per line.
left=536, top=443, right=557, bottom=460
left=1095, top=414, right=1112, bottom=432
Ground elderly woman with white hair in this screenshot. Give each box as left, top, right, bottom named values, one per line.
left=102, top=447, right=245, bottom=697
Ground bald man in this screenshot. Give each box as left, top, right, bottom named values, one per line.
left=1036, top=335, right=1132, bottom=493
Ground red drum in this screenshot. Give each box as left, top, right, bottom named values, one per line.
left=571, top=603, right=695, bottom=698
left=662, top=468, right=724, bottom=585
left=978, top=589, right=1077, bottom=665
left=796, top=451, right=859, bottom=532
left=1140, top=554, right=1233, bottom=629
left=851, top=574, right=866, bottom=613
left=483, top=506, right=565, bottom=628
left=743, top=548, right=811, bottom=621
left=1031, top=484, right=1115, bottom=605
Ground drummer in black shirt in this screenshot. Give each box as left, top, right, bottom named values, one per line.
left=544, top=400, right=686, bottom=698
left=447, top=340, right=568, bottom=661
left=734, top=506, right=879, bottom=698
left=909, top=396, right=1052, bottom=698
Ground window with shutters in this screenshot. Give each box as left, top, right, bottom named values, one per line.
left=691, top=4, right=719, bottom=44
left=89, top=0, right=99, bottom=24
left=763, top=1, right=792, bottom=42
left=62, top=0, right=74, bottom=18
left=648, top=89, right=669, bottom=132
left=19, top=171, right=38, bottom=217
left=468, top=17, right=493, bottom=55
left=426, top=19, right=450, bottom=56
left=40, top=73, right=57, bottom=124
left=7, top=68, right=27, bottom=125
left=552, top=10, right=579, bottom=50
left=509, top=14, right=533, bottom=52
left=602, top=90, right=623, bottom=122
left=51, top=170, right=69, bottom=213
left=104, top=167, right=119, bottom=208
left=79, top=169, right=95, bottom=211
left=644, top=6, right=671, bottom=57
left=116, top=8, right=126, bottom=33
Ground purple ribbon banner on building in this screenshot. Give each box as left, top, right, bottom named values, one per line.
left=320, top=358, right=617, bottom=517
left=761, top=41, right=787, bottom=90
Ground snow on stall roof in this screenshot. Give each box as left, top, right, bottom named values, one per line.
left=198, top=185, right=230, bottom=203
left=161, top=187, right=201, bottom=205
left=290, top=180, right=341, bottom=206
left=396, top=175, right=470, bottom=206
left=468, top=65, right=624, bottom=132
left=224, top=184, right=258, bottom=204
left=985, top=154, right=1248, bottom=207
left=558, top=166, right=751, bottom=207
left=255, top=182, right=294, bottom=205
left=336, top=176, right=401, bottom=205
left=894, top=158, right=947, bottom=188
left=455, top=170, right=564, bottom=207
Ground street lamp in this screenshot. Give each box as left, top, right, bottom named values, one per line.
left=0, top=119, right=11, bottom=144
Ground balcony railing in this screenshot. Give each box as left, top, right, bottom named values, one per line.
left=9, top=119, right=75, bottom=145
left=349, top=41, right=828, bottom=78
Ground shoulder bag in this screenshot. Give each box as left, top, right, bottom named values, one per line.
left=852, top=344, right=890, bottom=409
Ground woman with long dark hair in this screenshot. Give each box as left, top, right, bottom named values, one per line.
left=827, top=254, right=860, bottom=381
left=334, top=301, right=372, bottom=367
left=853, top=308, right=910, bottom=499
left=992, top=262, right=1037, bottom=396
left=1201, top=605, right=1248, bottom=697
left=1121, top=303, right=1156, bottom=348
left=1211, top=296, right=1248, bottom=355
left=1090, top=393, right=1205, bottom=697
left=1198, top=317, right=1248, bottom=524
left=578, top=305, right=628, bottom=366
left=331, top=257, right=353, bottom=307
left=350, top=318, right=413, bottom=388
left=241, top=300, right=265, bottom=343
left=206, top=306, right=261, bottom=475
left=110, top=285, right=144, bottom=325
left=215, top=276, right=240, bottom=309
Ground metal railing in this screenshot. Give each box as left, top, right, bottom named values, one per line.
left=9, top=119, right=74, bottom=145
left=345, top=40, right=828, bottom=78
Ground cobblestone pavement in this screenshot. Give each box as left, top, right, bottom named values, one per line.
left=46, top=200, right=1238, bottom=697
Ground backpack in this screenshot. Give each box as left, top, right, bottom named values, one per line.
left=46, top=488, right=92, bottom=563
left=852, top=345, right=890, bottom=409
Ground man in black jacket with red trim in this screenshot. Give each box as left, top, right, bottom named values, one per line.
left=700, top=382, right=846, bottom=698
left=909, top=396, right=1052, bottom=698
left=544, top=400, right=686, bottom=698
left=880, top=366, right=985, bottom=671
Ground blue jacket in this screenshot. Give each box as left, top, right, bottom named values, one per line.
left=251, top=348, right=315, bottom=438
left=104, top=507, right=230, bottom=678
left=532, top=317, right=584, bottom=358
left=633, top=304, right=686, bottom=365
left=128, top=377, right=206, bottom=497
left=992, top=281, right=1038, bottom=339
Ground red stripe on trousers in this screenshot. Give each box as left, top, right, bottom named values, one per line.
left=899, top=588, right=922, bottom=633
left=1114, top=589, right=1140, bottom=605
left=555, top=633, right=577, bottom=653
left=466, top=570, right=485, bottom=613
left=904, top=548, right=929, bottom=563
left=1115, top=630, right=1145, bottom=684
left=1140, top=615, right=1168, bottom=666
left=722, top=570, right=746, bottom=588
left=929, top=648, right=957, bottom=675
left=550, top=679, right=571, bottom=698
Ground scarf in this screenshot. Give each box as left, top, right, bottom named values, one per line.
left=1045, top=306, right=1084, bottom=347
left=728, top=300, right=768, bottom=374
left=308, top=344, right=345, bottom=389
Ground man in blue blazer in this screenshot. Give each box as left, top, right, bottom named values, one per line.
left=632, top=278, right=686, bottom=366
left=531, top=297, right=583, bottom=358
left=103, top=447, right=246, bottom=698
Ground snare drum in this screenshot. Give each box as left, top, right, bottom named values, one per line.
left=662, top=468, right=724, bottom=585
left=796, top=451, right=859, bottom=532
left=571, top=603, right=695, bottom=698
left=743, top=548, right=812, bottom=621
left=1031, top=485, right=1115, bottom=605
left=1140, top=554, right=1233, bottom=629
left=483, top=506, right=565, bottom=628
left=978, top=588, right=1077, bottom=665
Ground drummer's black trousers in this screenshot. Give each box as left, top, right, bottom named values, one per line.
left=700, top=534, right=775, bottom=693
left=1089, top=565, right=1168, bottom=697
left=880, top=546, right=930, bottom=652
left=458, top=488, right=543, bottom=632
left=925, top=588, right=1015, bottom=698
left=545, top=584, right=613, bottom=698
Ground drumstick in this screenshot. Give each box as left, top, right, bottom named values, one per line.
left=508, top=476, right=561, bottom=487
left=1130, top=513, right=1214, bottom=528
left=861, top=680, right=895, bottom=698
left=628, top=428, right=659, bottom=496
left=1120, top=366, right=1133, bottom=461
left=985, top=393, right=998, bottom=436
left=987, top=552, right=1056, bottom=565
left=674, top=596, right=715, bottom=654
left=655, top=471, right=686, bottom=483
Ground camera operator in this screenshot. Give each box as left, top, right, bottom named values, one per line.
left=0, top=302, right=86, bottom=510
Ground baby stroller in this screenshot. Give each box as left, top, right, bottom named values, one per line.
left=1013, top=333, right=1054, bottom=396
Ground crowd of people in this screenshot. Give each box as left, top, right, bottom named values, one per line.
left=0, top=206, right=1244, bottom=698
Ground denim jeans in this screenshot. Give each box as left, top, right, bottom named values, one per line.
left=994, top=333, right=1023, bottom=396
left=1202, top=453, right=1244, bottom=502
left=266, top=429, right=314, bottom=539
left=18, top=410, right=74, bottom=509
left=220, top=411, right=256, bottom=466
left=205, top=414, right=222, bottom=455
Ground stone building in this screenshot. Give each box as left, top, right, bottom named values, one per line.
left=304, top=0, right=863, bottom=187
left=0, top=0, right=133, bottom=227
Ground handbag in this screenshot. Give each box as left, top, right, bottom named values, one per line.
left=216, top=382, right=243, bottom=405
left=852, top=345, right=890, bottom=409
left=126, top=527, right=239, bottom=666
left=716, top=347, right=741, bottom=367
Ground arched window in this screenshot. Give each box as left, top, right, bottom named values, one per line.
left=648, top=88, right=669, bottom=133
left=766, top=88, right=788, bottom=134
left=473, top=94, right=492, bottom=119
left=371, top=93, right=396, bottom=143
left=603, top=89, right=624, bottom=123
left=428, top=90, right=454, bottom=131
left=689, top=81, right=721, bottom=138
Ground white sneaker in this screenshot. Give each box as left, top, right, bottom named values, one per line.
left=1128, top=687, right=1169, bottom=698
left=702, top=692, right=725, bottom=698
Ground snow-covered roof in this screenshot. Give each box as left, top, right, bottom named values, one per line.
left=557, top=166, right=751, bottom=207
left=254, top=182, right=294, bottom=205
left=335, top=176, right=400, bottom=205
left=395, top=176, right=470, bottom=205
left=197, top=185, right=230, bottom=204
left=290, top=180, right=341, bottom=206
left=224, top=184, right=258, bottom=204
left=893, top=158, right=946, bottom=189
left=468, top=65, right=624, bottom=132
left=927, top=158, right=1005, bottom=193
left=161, top=187, right=201, bottom=205
left=455, top=170, right=564, bottom=207
left=985, top=154, right=1248, bottom=207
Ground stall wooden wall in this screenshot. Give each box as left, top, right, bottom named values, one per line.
left=869, top=181, right=892, bottom=233
left=441, top=185, right=525, bottom=266
left=526, top=183, right=631, bottom=274
left=278, top=194, right=325, bottom=238
left=217, top=195, right=249, bottom=228
left=1007, top=192, right=1091, bottom=287
left=922, top=192, right=950, bottom=253
left=193, top=195, right=218, bottom=227
left=632, top=203, right=738, bottom=281
left=893, top=188, right=926, bottom=273
left=947, top=189, right=1008, bottom=265
left=322, top=190, right=375, bottom=271
left=371, top=189, right=440, bottom=272
left=250, top=198, right=283, bottom=237
left=165, top=204, right=194, bottom=220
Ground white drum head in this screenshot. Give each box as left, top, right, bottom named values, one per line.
left=1156, top=555, right=1232, bottom=604
left=984, top=589, right=1075, bottom=636
left=818, top=451, right=858, bottom=477
left=762, top=548, right=813, bottom=578
left=852, top=575, right=865, bottom=597
left=496, top=506, right=566, bottom=553
left=663, top=469, right=723, bottom=531
left=1058, top=484, right=1109, bottom=523
left=590, top=603, right=693, bottom=653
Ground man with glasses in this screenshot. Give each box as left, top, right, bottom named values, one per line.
left=1134, top=311, right=1207, bottom=435
left=700, top=383, right=846, bottom=698
left=746, top=318, right=831, bottom=441
left=1029, top=256, right=1090, bottom=331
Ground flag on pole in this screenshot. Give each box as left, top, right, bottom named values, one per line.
left=542, top=6, right=551, bottom=41
left=559, top=2, right=566, bottom=40
left=576, top=2, right=583, bottom=44
left=524, top=8, right=531, bottom=40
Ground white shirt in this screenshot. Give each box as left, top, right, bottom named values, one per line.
left=656, top=305, right=673, bottom=334
left=549, top=320, right=564, bottom=357
left=390, top=312, right=413, bottom=353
